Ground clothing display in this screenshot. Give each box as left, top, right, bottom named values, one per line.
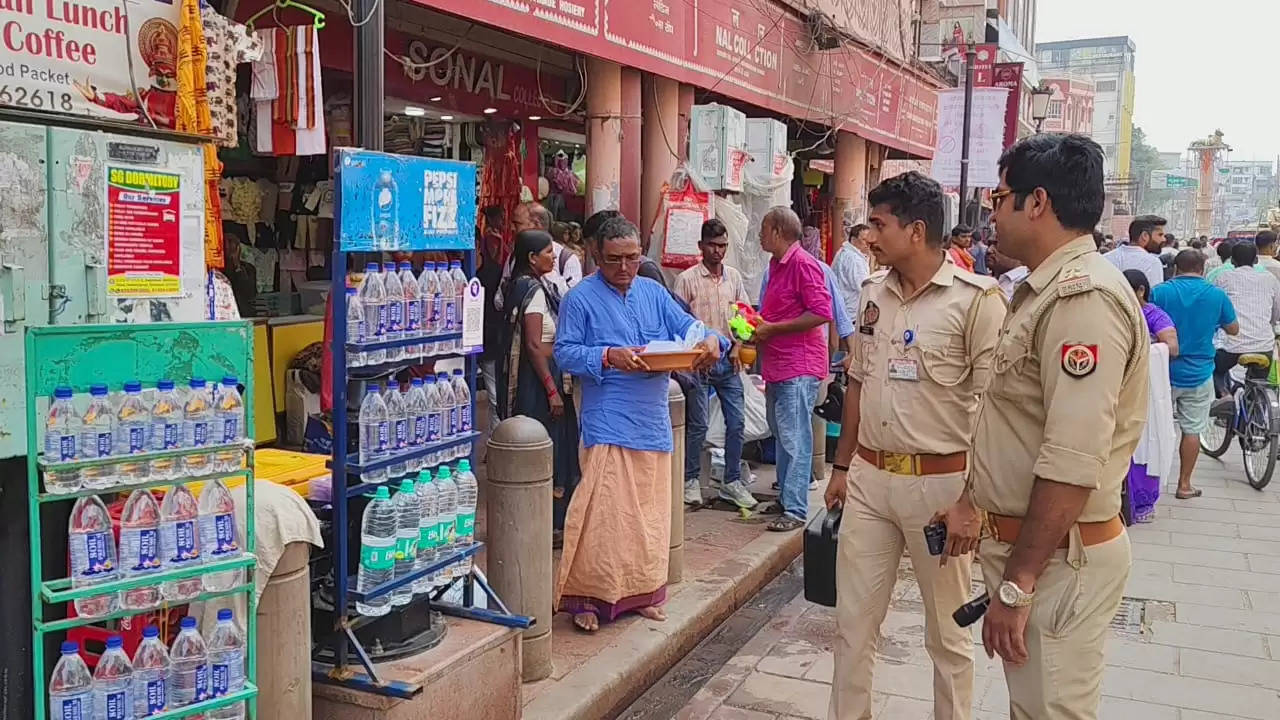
left=176, top=0, right=224, bottom=268
left=251, top=26, right=327, bottom=156
left=202, top=6, right=262, bottom=147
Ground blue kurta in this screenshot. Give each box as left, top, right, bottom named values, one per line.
left=555, top=273, right=726, bottom=452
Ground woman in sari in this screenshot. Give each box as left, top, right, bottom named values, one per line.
left=1123, top=270, right=1179, bottom=523
left=496, top=230, right=581, bottom=540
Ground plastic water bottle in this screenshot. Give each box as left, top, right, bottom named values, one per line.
left=69, top=495, right=118, bottom=618
left=345, top=287, right=368, bottom=367
left=356, top=485, right=397, bottom=616
left=44, top=385, right=82, bottom=493
left=424, top=375, right=445, bottom=468
left=49, top=641, right=93, bottom=720
left=80, top=383, right=116, bottom=489
left=451, top=369, right=472, bottom=460
left=358, top=384, right=390, bottom=485
left=119, top=488, right=162, bottom=610
left=413, top=471, right=439, bottom=593
left=206, top=608, right=246, bottom=719
left=132, top=625, right=170, bottom=718
left=392, top=478, right=421, bottom=606
left=383, top=264, right=405, bottom=363
left=183, top=378, right=215, bottom=476
left=437, top=372, right=457, bottom=443
left=93, top=635, right=133, bottom=720
left=446, top=260, right=467, bottom=351
left=115, top=380, right=151, bottom=483
left=160, top=484, right=203, bottom=602
left=169, top=616, right=209, bottom=710
left=373, top=169, right=399, bottom=250
left=384, top=382, right=409, bottom=481
left=149, top=380, right=183, bottom=480
left=454, top=459, right=478, bottom=576
left=358, top=263, right=387, bottom=365
left=400, top=261, right=423, bottom=357
left=199, top=478, right=243, bottom=592
left=418, top=262, right=439, bottom=355
left=406, top=377, right=429, bottom=473
left=434, top=466, right=457, bottom=583
left=213, top=377, right=244, bottom=472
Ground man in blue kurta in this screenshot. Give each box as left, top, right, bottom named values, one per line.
left=553, top=216, right=725, bottom=632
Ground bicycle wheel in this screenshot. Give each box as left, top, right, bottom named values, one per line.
left=1200, top=401, right=1234, bottom=458
left=1240, top=385, right=1277, bottom=490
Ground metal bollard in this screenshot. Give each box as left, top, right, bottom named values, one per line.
left=486, top=416, right=554, bottom=682
left=668, top=379, right=685, bottom=585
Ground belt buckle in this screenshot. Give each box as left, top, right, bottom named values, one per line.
left=882, top=452, right=916, bottom=475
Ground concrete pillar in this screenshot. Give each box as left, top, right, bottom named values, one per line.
left=641, top=74, right=680, bottom=248
left=667, top=379, right=686, bottom=585
left=677, top=83, right=695, bottom=163
left=812, top=379, right=830, bottom=485
left=258, top=542, right=312, bottom=719
left=586, top=58, right=623, bottom=215
left=620, top=68, right=642, bottom=225
left=485, top=416, right=554, bottom=682
left=833, top=131, right=869, bottom=235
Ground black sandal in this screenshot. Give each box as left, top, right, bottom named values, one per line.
left=1175, top=488, right=1202, bottom=500
left=767, top=515, right=805, bottom=532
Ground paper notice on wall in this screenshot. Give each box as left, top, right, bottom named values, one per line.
left=105, top=165, right=182, bottom=297
left=930, top=87, right=1009, bottom=189
left=664, top=208, right=704, bottom=257
left=462, top=277, right=484, bottom=350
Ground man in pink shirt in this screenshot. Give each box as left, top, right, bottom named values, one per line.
left=755, top=206, right=834, bottom=531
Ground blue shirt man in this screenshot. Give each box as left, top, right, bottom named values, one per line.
left=1151, top=266, right=1238, bottom=388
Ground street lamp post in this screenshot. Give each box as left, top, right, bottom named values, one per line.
left=1031, top=83, right=1053, bottom=133
left=958, top=46, right=977, bottom=227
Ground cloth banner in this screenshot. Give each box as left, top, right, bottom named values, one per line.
left=931, top=87, right=1009, bottom=189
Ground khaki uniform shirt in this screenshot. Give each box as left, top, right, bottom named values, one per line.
left=971, top=235, right=1149, bottom=522
left=850, top=259, right=1006, bottom=456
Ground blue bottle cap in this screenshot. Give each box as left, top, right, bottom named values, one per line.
left=143, top=625, right=159, bottom=638
left=157, top=380, right=175, bottom=391
left=124, top=381, right=142, bottom=392
left=53, top=386, right=73, bottom=399
left=366, top=384, right=381, bottom=395
left=425, top=375, right=436, bottom=383
left=452, top=369, right=463, bottom=376
left=89, top=384, right=108, bottom=396
left=366, top=262, right=380, bottom=272
left=60, top=641, right=78, bottom=655
left=106, top=635, right=123, bottom=649
left=346, top=287, right=357, bottom=296
left=424, top=261, right=436, bottom=271
left=411, top=377, right=423, bottom=386
left=222, top=376, right=238, bottom=387
left=180, top=616, right=197, bottom=630
left=399, top=261, right=412, bottom=271
left=217, top=608, right=233, bottom=622
left=190, top=377, right=206, bottom=389
left=450, top=260, right=462, bottom=269
left=437, top=372, right=448, bottom=380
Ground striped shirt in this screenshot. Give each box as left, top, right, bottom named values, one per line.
left=673, top=262, right=751, bottom=339
left=1103, top=244, right=1164, bottom=289
left=1212, top=265, right=1280, bottom=354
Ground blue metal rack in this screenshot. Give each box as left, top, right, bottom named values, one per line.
left=316, top=149, right=531, bottom=697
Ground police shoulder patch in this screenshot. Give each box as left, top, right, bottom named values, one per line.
left=1061, top=343, right=1098, bottom=377
left=1056, top=268, right=1094, bottom=297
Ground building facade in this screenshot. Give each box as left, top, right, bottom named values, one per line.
left=1221, top=160, right=1277, bottom=231
left=1039, top=74, right=1095, bottom=134
left=1036, top=36, right=1137, bottom=179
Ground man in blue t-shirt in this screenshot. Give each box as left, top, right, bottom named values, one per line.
left=1151, top=250, right=1239, bottom=499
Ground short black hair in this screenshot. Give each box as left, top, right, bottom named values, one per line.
left=997, top=134, right=1105, bottom=233
left=482, top=205, right=504, bottom=225
left=848, top=223, right=870, bottom=240
left=701, top=218, right=728, bottom=241
left=1257, top=230, right=1278, bottom=250
left=1128, top=215, right=1166, bottom=244
left=582, top=210, right=621, bottom=243
left=1217, top=240, right=1234, bottom=261
left=594, top=216, right=640, bottom=250
left=866, top=171, right=945, bottom=247
left=1174, top=249, right=1205, bottom=274
left=1123, top=269, right=1152, bottom=302
left=1232, top=241, right=1258, bottom=267
left=951, top=224, right=973, bottom=237
left=1092, top=230, right=1105, bottom=249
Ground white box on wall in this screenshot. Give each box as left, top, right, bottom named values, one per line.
left=745, top=118, right=788, bottom=181
left=690, top=103, right=748, bottom=192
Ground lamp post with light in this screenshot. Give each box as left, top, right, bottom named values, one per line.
left=1031, top=82, right=1053, bottom=133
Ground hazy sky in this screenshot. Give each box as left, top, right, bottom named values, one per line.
left=1036, top=1, right=1279, bottom=163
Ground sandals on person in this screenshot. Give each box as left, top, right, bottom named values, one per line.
left=767, top=514, right=805, bottom=532
left=1175, top=488, right=1203, bottom=500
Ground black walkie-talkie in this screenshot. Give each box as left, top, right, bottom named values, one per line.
left=953, top=592, right=990, bottom=627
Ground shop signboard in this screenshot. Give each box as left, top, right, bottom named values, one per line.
left=335, top=149, right=476, bottom=252
left=105, top=165, right=183, bottom=297
left=0, top=0, right=186, bottom=129
left=992, top=62, right=1023, bottom=149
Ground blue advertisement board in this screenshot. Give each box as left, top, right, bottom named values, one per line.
left=334, top=148, right=478, bottom=252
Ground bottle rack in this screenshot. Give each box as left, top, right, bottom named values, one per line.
left=318, top=148, right=530, bottom=699
left=25, top=321, right=258, bottom=720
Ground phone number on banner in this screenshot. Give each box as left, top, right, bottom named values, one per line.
left=0, top=85, right=74, bottom=112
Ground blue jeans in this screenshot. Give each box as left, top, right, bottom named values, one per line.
left=682, top=357, right=746, bottom=484
left=766, top=375, right=820, bottom=520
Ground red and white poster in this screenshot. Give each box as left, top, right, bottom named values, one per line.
left=106, top=165, right=182, bottom=297
left=993, top=63, right=1025, bottom=149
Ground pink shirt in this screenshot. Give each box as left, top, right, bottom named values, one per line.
left=759, top=242, right=833, bottom=383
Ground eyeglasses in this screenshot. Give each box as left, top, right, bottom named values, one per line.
left=990, top=188, right=1014, bottom=210
left=600, top=255, right=644, bottom=268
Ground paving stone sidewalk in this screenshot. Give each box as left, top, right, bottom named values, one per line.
left=676, top=451, right=1280, bottom=720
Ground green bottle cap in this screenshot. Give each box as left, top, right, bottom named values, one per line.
left=399, top=478, right=415, bottom=493
left=417, top=470, right=432, bottom=483
left=436, top=467, right=451, bottom=480
left=374, top=486, right=390, bottom=500
left=458, top=459, right=471, bottom=471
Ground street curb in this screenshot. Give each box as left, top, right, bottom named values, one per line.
left=522, top=525, right=804, bottom=720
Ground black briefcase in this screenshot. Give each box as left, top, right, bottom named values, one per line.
left=804, top=505, right=842, bottom=607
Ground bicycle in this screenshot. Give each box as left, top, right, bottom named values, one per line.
left=1201, top=353, right=1280, bottom=490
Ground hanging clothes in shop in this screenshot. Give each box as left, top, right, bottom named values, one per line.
left=251, top=26, right=327, bottom=156
left=202, top=6, right=261, bottom=147
left=176, top=0, right=224, bottom=268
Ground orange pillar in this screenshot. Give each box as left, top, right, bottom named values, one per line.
left=833, top=131, right=869, bottom=236
left=620, top=68, right=642, bottom=224
left=677, top=84, right=695, bottom=163
left=586, top=58, right=623, bottom=215
left=641, top=74, right=680, bottom=250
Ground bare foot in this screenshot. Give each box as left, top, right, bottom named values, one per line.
left=573, top=612, right=599, bottom=632
left=636, top=606, right=667, bottom=622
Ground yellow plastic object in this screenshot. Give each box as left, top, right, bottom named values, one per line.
left=253, top=322, right=276, bottom=443
left=254, top=448, right=329, bottom=497
left=268, top=318, right=323, bottom=414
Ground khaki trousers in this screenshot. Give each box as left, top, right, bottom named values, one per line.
left=829, top=457, right=974, bottom=720
left=978, top=530, right=1131, bottom=720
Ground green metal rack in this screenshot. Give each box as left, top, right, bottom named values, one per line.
left=25, top=321, right=259, bottom=719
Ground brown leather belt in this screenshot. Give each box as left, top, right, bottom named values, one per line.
left=988, top=514, right=1125, bottom=549
left=856, top=444, right=968, bottom=476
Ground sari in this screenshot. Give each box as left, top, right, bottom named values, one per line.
left=1128, top=307, right=1176, bottom=523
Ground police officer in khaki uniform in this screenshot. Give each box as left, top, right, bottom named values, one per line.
left=825, top=172, right=1005, bottom=720
left=933, top=134, right=1147, bottom=720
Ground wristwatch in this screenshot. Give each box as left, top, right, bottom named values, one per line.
left=997, top=580, right=1035, bottom=608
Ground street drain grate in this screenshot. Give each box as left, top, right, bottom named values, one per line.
left=1110, top=597, right=1175, bottom=636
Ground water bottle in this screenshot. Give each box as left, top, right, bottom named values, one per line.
left=116, top=380, right=151, bottom=483
left=69, top=495, right=118, bottom=617
left=400, top=261, right=423, bottom=357
left=169, top=616, right=208, bottom=710
left=444, top=260, right=466, bottom=351
left=213, top=377, right=244, bottom=472
left=159, top=484, right=203, bottom=602
left=206, top=608, right=246, bottom=719
left=345, top=287, right=368, bottom=367
left=80, top=383, right=116, bottom=489
left=384, top=382, right=409, bottom=481
left=93, top=634, right=134, bottom=720
left=199, top=478, right=243, bottom=592
left=454, top=459, right=478, bottom=576
left=119, top=488, right=162, bottom=610
left=49, top=641, right=93, bottom=720
left=404, top=378, right=428, bottom=474
left=358, top=263, right=387, bottom=365
left=451, top=369, right=472, bottom=460
left=356, top=485, right=397, bottom=616
left=132, top=625, right=170, bottom=718
left=418, top=262, right=439, bottom=356
left=437, top=372, right=457, bottom=445
left=183, top=378, right=215, bottom=476
left=392, top=478, right=421, bottom=605
left=413, top=471, right=439, bottom=593
left=383, top=264, right=405, bottom=363
left=44, top=385, right=82, bottom=494
left=434, top=466, right=457, bottom=584
left=149, top=380, right=183, bottom=480
left=373, top=169, right=399, bottom=250
left=358, top=384, right=390, bottom=485
left=424, top=375, right=445, bottom=468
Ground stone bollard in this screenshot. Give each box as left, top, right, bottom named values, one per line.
left=668, top=379, right=686, bottom=585
left=486, top=416, right=554, bottom=682
left=258, top=542, right=313, bottom=720
left=811, top=378, right=831, bottom=484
